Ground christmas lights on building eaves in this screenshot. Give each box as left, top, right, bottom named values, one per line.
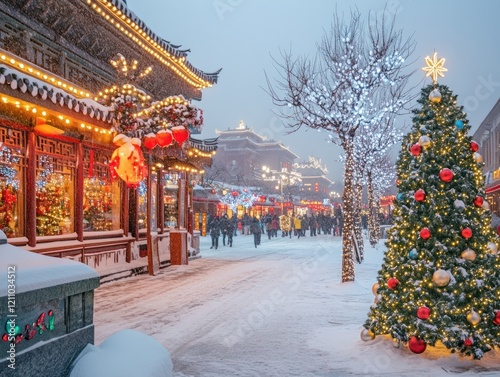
left=86, top=0, right=213, bottom=89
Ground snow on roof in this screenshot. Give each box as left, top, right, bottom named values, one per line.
left=0, top=231, right=99, bottom=296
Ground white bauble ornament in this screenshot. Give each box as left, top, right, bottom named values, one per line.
left=461, top=248, right=476, bottom=261
left=372, top=283, right=380, bottom=296
left=453, top=200, right=465, bottom=211
left=433, top=269, right=450, bottom=287
left=418, top=135, right=431, bottom=147
left=360, top=329, right=375, bottom=341
left=473, top=152, right=483, bottom=163
left=487, top=242, right=498, bottom=255
left=482, top=201, right=490, bottom=211
left=429, top=88, right=442, bottom=103
left=467, top=310, right=481, bottom=325
left=392, top=338, right=401, bottom=348
left=374, top=294, right=382, bottom=304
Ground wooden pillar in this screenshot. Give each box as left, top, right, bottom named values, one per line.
left=26, top=131, right=37, bottom=247
left=158, top=169, right=164, bottom=234
left=75, top=142, right=84, bottom=241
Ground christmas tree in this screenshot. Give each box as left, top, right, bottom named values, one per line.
left=362, top=53, right=500, bottom=359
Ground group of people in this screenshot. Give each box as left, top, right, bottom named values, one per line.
left=207, top=212, right=344, bottom=249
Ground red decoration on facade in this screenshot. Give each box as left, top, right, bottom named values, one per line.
left=414, top=189, right=426, bottom=202
left=439, top=168, right=454, bottom=182
left=88, top=149, right=94, bottom=177
left=417, top=306, right=431, bottom=320
left=410, top=143, right=422, bottom=156
left=408, top=336, right=427, bottom=354
left=143, top=133, right=158, bottom=149
left=473, top=196, right=484, bottom=207
left=110, top=135, right=147, bottom=188
left=387, top=277, right=399, bottom=290
left=172, top=126, right=190, bottom=145
left=461, top=227, right=472, bottom=239
left=420, top=227, right=431, bottom=240
left=156, top=130, right=173, bottom=147
left=231, top=191, right=239, bottom=197
left=470, top=141, right=479, bottom=152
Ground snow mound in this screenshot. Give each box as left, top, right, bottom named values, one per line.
left=69, top=329, right=173, bottom=377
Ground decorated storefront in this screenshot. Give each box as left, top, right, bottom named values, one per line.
left=0, top=0, right=219, bottom=274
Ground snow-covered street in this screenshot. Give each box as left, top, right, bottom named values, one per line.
left=94, top=233, right=500, bottom=376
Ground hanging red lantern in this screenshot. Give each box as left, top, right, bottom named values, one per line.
left=408, top=336, right=427, bottom=354
left=172, top=126, right=190, bottom=145
left=110, top=136, right=147, bottom=188
left=387, top=277, right=399, bottom=290
left=156, top=130, right=173, bottom=147
left=470, top=141, right=479, bottom=152
left=143, top=132, right=158, bottom=149
left=410, top=143, right=422, bottom=156
left=231, top=191, right=239, bottom=197
left=420, top=227, right=431, bottom=240
left=414, top=189, right=426, bottom=202
left=417, top=306, right=431, bottom=320
left=439, top=168, right=454, bottom=182
left=461, top=227, right=472, bottom=239
left=473, top=196, right=484, bottom=207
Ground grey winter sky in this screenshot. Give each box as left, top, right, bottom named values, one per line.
left=126, top=0, right=500, bottom=188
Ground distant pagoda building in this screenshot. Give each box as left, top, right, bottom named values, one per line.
left=294, top=157, right=334, bottom=200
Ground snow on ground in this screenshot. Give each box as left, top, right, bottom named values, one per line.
left=94, top=232, right=500, bottom=377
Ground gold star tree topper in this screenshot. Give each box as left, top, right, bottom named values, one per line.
left=422, top=52, right=447, bottom=83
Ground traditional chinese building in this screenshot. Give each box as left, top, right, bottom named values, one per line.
left=294, top=157, right=334, bottom=205
left=472, top=98, right=500, bottom=214
left=0, top=0, right=219, bottom=275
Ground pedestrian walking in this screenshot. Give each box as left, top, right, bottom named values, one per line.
left=210, top=217, right=220, bottom=249
left=251, top=217, right=261, bottom=248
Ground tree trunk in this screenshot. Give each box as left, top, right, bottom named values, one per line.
left=354, top=182, right=364, bottom=262
left=341, top=139, right=356, bottom=282
left=367, top=172, right=378, bottom=246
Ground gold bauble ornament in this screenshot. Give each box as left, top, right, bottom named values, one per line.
left=372, top=283, right=380, bottom=296
left=433, top=269, right=450, bottom=287
left=482, top=201, right=490, bottom=211
left=461, top=248, right=476, bottom=261
left=488, top=242, right=498, bottom=255
left=418, top=135, right=431, bottom=148
left=392, top=338, right=401, bottom=348
left=360, top=329, right=376, bottom=341
left=473, top=152, right=483, bottom=163
left=429, top=88, right=442, bottom=103
left=467, top=309, right=481, bottom=325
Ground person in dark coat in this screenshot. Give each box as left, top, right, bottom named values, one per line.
left=210, top=217, right=220, bottom=249
left=220, top=214, right=230, bottom=246
left=250, top=217, right=261, bottom=248
left=226, top=218, right=235, bottom=247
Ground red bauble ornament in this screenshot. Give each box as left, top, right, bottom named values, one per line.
left=408, top=336, right=427, bottom=354
left=410, top=143, right=422, bottom=156
left=473, top=196, right=484, bottom=207
left=463, top=338, right=473, bottom=347
left=439, top=168, right=454, bottom=182
left=143, top=133, right=158, bottom=149
left=387, top=277, right=399, bottom=290
left=470, top=141, right=479, bottom=152
left=493, top=311, right=500, bottom=325
left=461, top=227, right=473, bottom=239
left=417, top=306, right=431, bottom=320
left=172, top=126, right=190, bottom=145
left=420, top=227, right=431, bottom=240
left=156, top=130, right=173, bottom=147
left=414, top=189, right=426, bottom=202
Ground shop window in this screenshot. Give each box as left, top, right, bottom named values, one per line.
left=83, top=148, right=121, bottom=231
left=164, top=173, right=179, bottom=228
left=0, top=144, right=24, bottom=238
left=137, top=180, right=147, bottom=230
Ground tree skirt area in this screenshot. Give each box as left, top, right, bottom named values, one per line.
left=93, top=233, right=500, bottom=377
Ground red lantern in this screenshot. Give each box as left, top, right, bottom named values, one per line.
left=172, top=126, right=190, bottom=145
left=439, top=168, right=454, bottom=182
left=463, top=338, right=473, bottom=347
left=470, top=141, right=479, bottom=152
left=231, top=191, right=239, bottom=197
left=156, top=130, right=173, bottom=147
left=414, top=189, right=426, bottom=202
left=493, top=311, right=500, bottom=325
left=417, top=306, right=431, bottom=320
left=408, top=336, right=427, bottom=354
left=387, top=277, right=399, bottom=290
left=410, top=143, right=422, bottom=156
left=461, top=227, right=472, bottom=239
left=143, top=133, right=158, bottom=149
left=473, top=196, right=484, bottom=207
left=420, top=227, right=431, bottom=240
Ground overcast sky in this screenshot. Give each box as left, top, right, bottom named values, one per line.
left=126, top=0, right=500, bottom=187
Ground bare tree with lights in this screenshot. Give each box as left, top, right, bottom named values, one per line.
left=266, top=9, right=415, bottom=282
